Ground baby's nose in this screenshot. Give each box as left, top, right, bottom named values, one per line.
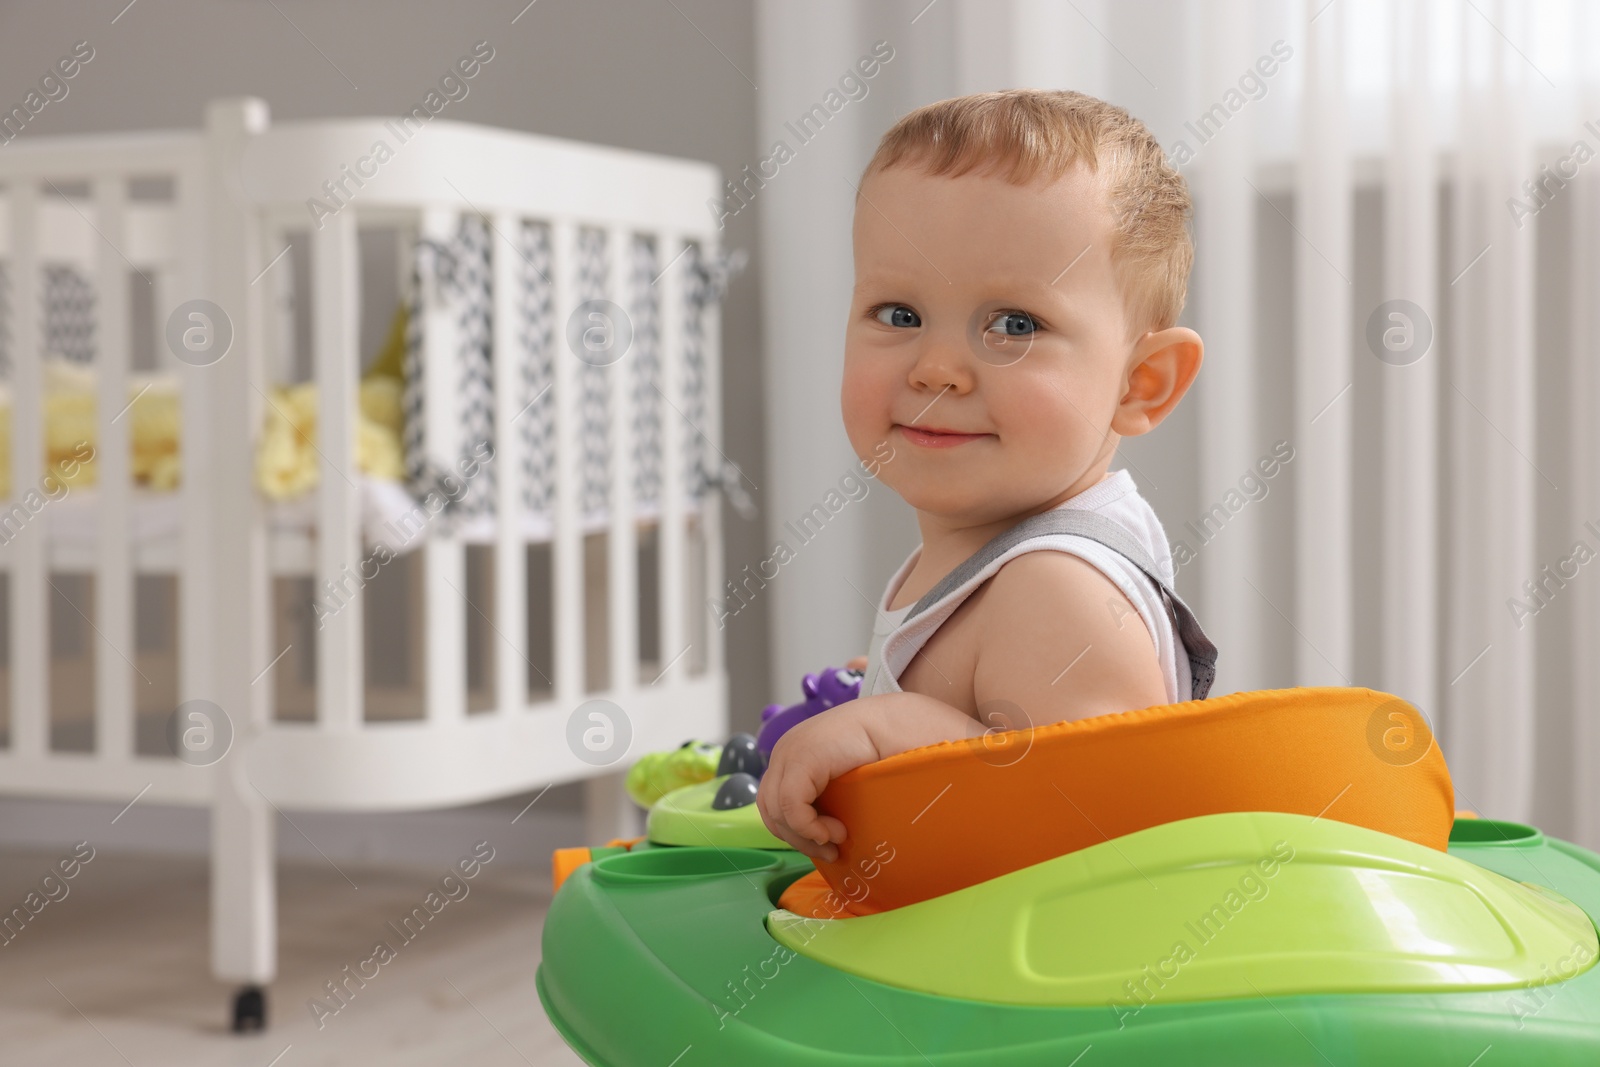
left=906, top=336, right=978, bottom=394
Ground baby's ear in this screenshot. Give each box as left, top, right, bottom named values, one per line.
left=1116, top=327, right=1203, bottom=437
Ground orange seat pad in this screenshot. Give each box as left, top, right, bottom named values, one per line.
left=778, top=686, right=1453, bottom=918
left=777, top=867, right=848, bottom=920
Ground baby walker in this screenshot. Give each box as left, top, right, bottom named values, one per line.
left=537, top=669, right=1600, bottom=1066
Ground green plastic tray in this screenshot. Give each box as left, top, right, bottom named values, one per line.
left=538, top=815, right=1600, bottom=1066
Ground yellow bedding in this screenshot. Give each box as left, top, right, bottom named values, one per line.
left=258, top=302, right=408, bottom=497
left=0, top=361, right=406, bottom=501
left=255, top=374, right=405, bottom=498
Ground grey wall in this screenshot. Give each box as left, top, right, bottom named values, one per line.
left=0, top=0, right=773, bottom=730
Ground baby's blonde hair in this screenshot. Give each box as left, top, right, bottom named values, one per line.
left=862, top=89, right=1193, bottom=341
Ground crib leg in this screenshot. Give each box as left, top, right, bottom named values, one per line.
left=231, top=985, right=267, bottom=1032
left=584, top=770, right=643, bottom=844
left=213, top=758, right=277, bottom=1032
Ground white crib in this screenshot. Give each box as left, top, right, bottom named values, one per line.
left=0, top=97, right=730, bottom=1024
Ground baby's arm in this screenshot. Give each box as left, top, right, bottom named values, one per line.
left=973, top=551, right=1169, bottom=725
left=758, top=554, right=1166, bottom=861
left=756, top=691, right=986, bottom=861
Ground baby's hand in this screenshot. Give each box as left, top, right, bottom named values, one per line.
left=758, top=691, right=988, bottom=861
left=756, top=704, right=879, bottom=862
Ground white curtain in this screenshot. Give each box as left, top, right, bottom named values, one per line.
left=755, top=0, right=1600, bottom=846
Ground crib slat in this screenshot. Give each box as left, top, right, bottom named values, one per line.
left=1294, top=0, right=1354, bottom=685
left=1379, top=0, right=1439, bottom=730
left=491, top=211, right=526, bottom=715
left=204, top=98, right=274, bottom=735
left=551, top=220, right=584, bottom=706
left=7, top=182, right=47, bottom=757
left=174, top=156, right=215, bottom=720
left=421, top=207, right=466, bottom=726
left=607, top=224, right=638, bottom=693
left=657, top=232, right=686, bottom=685
left=93, top=177, right=134, bottom=759
left=312, top=208, right=363, bottom=731
left=1193, top=0, right=1261, bottom=694
left=263, top=223, right=296, bottom=384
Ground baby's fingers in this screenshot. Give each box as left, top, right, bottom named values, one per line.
left=815, top=814, right=848, bottom=846
left=755, top=763, right=810, bottom=852
left=770, top=811, right=833, bottom=861
left=759, top=762, right=839, bottom=861
left=777, top=792, right=834, bottom=859
left=780, top=796, right=844, bottom=863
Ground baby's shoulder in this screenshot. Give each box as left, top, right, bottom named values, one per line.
left=977, top=548, right=1132, bottom=628
left=986, top=545, right=1125, bottom=598
left=972, top=548, right=1166, bottom=683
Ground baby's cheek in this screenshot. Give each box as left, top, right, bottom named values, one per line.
left=840, top=366, right=894, bottom=451
left=995, top=386, right=1057, bottom=451
left=1006, top=370, right=1106, bottom=459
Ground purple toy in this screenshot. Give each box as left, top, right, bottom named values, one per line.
left=756, top=666, right=864, bottom=755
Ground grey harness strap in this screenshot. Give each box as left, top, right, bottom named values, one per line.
left=905, top=508, right=1218, bottom=701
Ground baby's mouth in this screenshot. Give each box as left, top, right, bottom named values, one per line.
left=895, top=423, right=992, bottom=449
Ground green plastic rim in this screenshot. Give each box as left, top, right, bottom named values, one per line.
left=1449, top=818, right=1545, bottom=847
left=591, top=846, right=780, bottom=886
left=646, top=776, right=789, bottom=849
left=768, top=812, right=1599, bottom=1007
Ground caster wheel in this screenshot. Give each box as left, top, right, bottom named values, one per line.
left=232, top=985, right=267, bottom=1033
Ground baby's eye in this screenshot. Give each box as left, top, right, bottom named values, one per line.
left=873, top=304, right=921, bottom=328
left=985, top=311, right=1038, bottom=337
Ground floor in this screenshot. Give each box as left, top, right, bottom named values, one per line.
left=0, top=847, right=587, bottom=1066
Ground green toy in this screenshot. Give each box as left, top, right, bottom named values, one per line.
left=645, top=775, right=786, bottom=849
left=540, top=812, right=1600, bottom=1065
left=623, top=740, right=721, bottom=809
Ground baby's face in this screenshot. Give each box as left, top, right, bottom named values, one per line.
left=842, top=162, right=1142, bottom=526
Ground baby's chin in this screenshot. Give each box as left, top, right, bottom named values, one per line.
left=892, top=480, right=1044, bottom=526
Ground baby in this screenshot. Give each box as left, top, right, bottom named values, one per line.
left=756, top=89, right=1216, bottom=862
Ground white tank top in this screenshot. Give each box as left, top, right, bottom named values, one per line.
left=861, top=469, right=1208, bottom=706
